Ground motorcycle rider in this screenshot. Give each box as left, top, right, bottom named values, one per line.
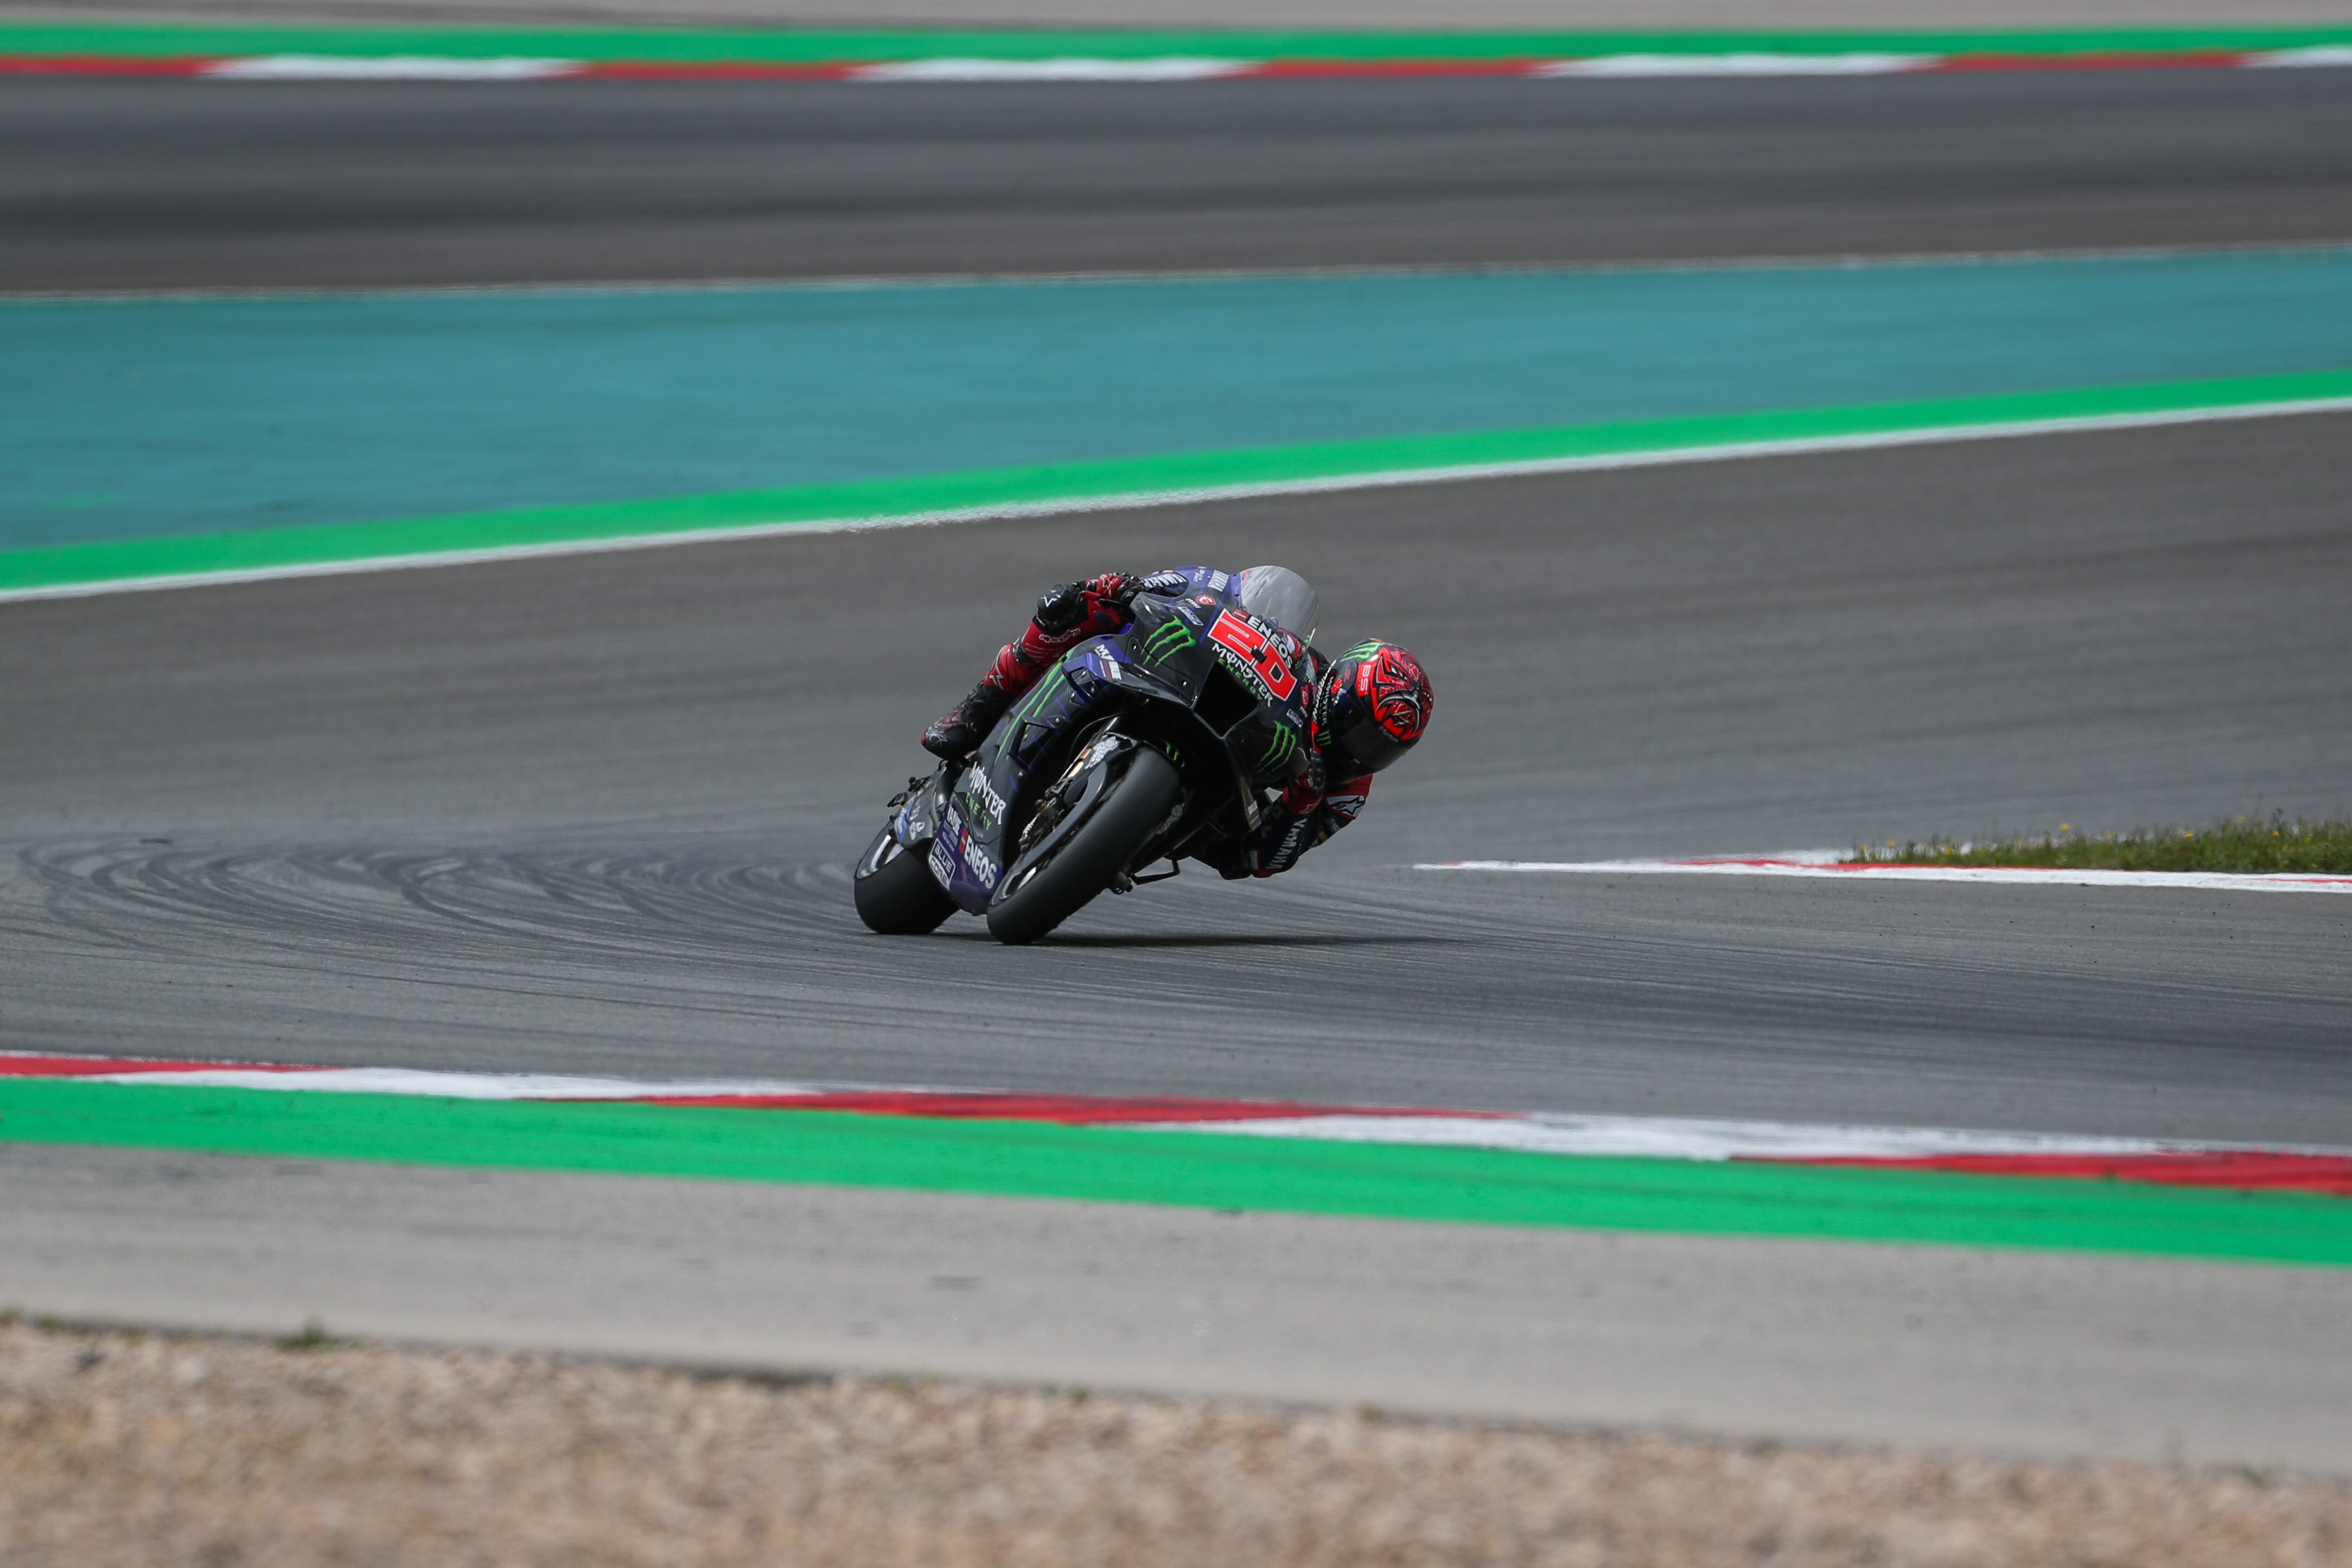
left=921, top=565, right=1433, bottom=879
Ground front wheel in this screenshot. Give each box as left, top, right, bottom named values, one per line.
left=987, top=749, right=1181, bottom=946
left=853, top=828, right=957, bottom=934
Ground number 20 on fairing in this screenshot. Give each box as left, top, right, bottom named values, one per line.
left=1206, top=611, right=1297, bottom=701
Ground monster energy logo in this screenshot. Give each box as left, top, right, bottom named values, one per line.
left=1255, top=721, right=1301, bottom=776
left=955, top=770, right=1009, bottom=834
left=1009, top=670, right=1065, bottom=726
left=1140, top=619, right=1197, bottom=666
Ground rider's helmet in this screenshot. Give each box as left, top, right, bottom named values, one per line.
left=1312, top=640, right=1433, bottom=776
left=1234, top=565, right=1320, bottom=645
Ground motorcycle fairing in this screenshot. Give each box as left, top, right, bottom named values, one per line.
left=918, top=660, right=1111, bottom=914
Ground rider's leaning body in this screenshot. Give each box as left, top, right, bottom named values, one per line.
left=921, top=565, right=1433, bottom=879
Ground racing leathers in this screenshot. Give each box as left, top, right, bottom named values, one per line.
left=921, top=566, right=1372, bottom=879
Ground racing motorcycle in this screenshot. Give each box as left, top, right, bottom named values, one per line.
left=853, top=570, right=1317, bottom=945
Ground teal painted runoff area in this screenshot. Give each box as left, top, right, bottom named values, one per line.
left=8, top=247, right=2352, bottom=553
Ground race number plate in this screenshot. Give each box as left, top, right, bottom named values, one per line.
left=1206, top=610, right=1298, bottom=702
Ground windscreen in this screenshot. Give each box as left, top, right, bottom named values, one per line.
left=1234, top=565, right=1320, bottom=645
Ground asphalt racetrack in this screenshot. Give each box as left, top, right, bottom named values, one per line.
left=5, top=71, right=2351, bottom=1463
left=10, top=418, right=2352, bottom=1139
left=7, top=69, right=2352, bottom=289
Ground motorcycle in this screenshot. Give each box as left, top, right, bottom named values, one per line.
left=853, top=574, right=1316, bottom=945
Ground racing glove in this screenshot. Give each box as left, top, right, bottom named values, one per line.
left=1035, top=574, right=1140, bottom=634
left=1086, top=571, right=1144, bottom=606
left=1034, top=583, right=1089, bottom=635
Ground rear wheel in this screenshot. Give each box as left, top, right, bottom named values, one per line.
left=987, top=748, right=1181, bottom=946
left=852, top=829, right=957, bottom=935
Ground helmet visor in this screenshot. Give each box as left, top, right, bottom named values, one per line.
left=1330, top=704, right=1416, bottom=775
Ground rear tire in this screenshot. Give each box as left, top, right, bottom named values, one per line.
left=853, top=829, right=957, bottom=935
left=987, top=749, right=1181, bottom=946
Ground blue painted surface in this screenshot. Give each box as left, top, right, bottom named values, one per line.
left=7, top=248, right=2351, bottom=551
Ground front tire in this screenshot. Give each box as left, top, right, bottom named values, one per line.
left=853, top=829, right=957, bottom=935
left=986, top=749, right=1181, bottom=946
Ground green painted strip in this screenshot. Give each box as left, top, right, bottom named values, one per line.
left=5, top=368, right=2348, bottom=599
left=5, top=20, right=2351, bottom=62
left=2, top=1080, right=2347, bottom=1265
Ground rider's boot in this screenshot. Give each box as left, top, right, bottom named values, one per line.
left=921, top=679, right=1013, bottom=760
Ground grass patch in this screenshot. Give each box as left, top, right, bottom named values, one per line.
left=278, top=1317, right=346, bottom=1353
left=1847, top=813, right=2352, bottom=874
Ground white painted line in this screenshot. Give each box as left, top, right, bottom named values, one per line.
left=79, top=1066, right=835, bottom=1099
left=851, top=57, right=1247, bottom=81
left=201, top=54, right=581, bottom=80
left=2247, top=46, right=2352, bottom=68
left=16, top=239, right=2351, bottom=305
left=161, top=50, right=2352, bottom=87
left=1421, top=856, right=2352, bottom=893
left=14, top=1052, right=2343, bottom=1160
left=1537, top=52, right=1933, bottom=78
left=1131, top=1112, right=2318, bottom=1161
left=9, top=393, right=2350, bottom=606
left=26, top=47, right=2351, bottom=90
